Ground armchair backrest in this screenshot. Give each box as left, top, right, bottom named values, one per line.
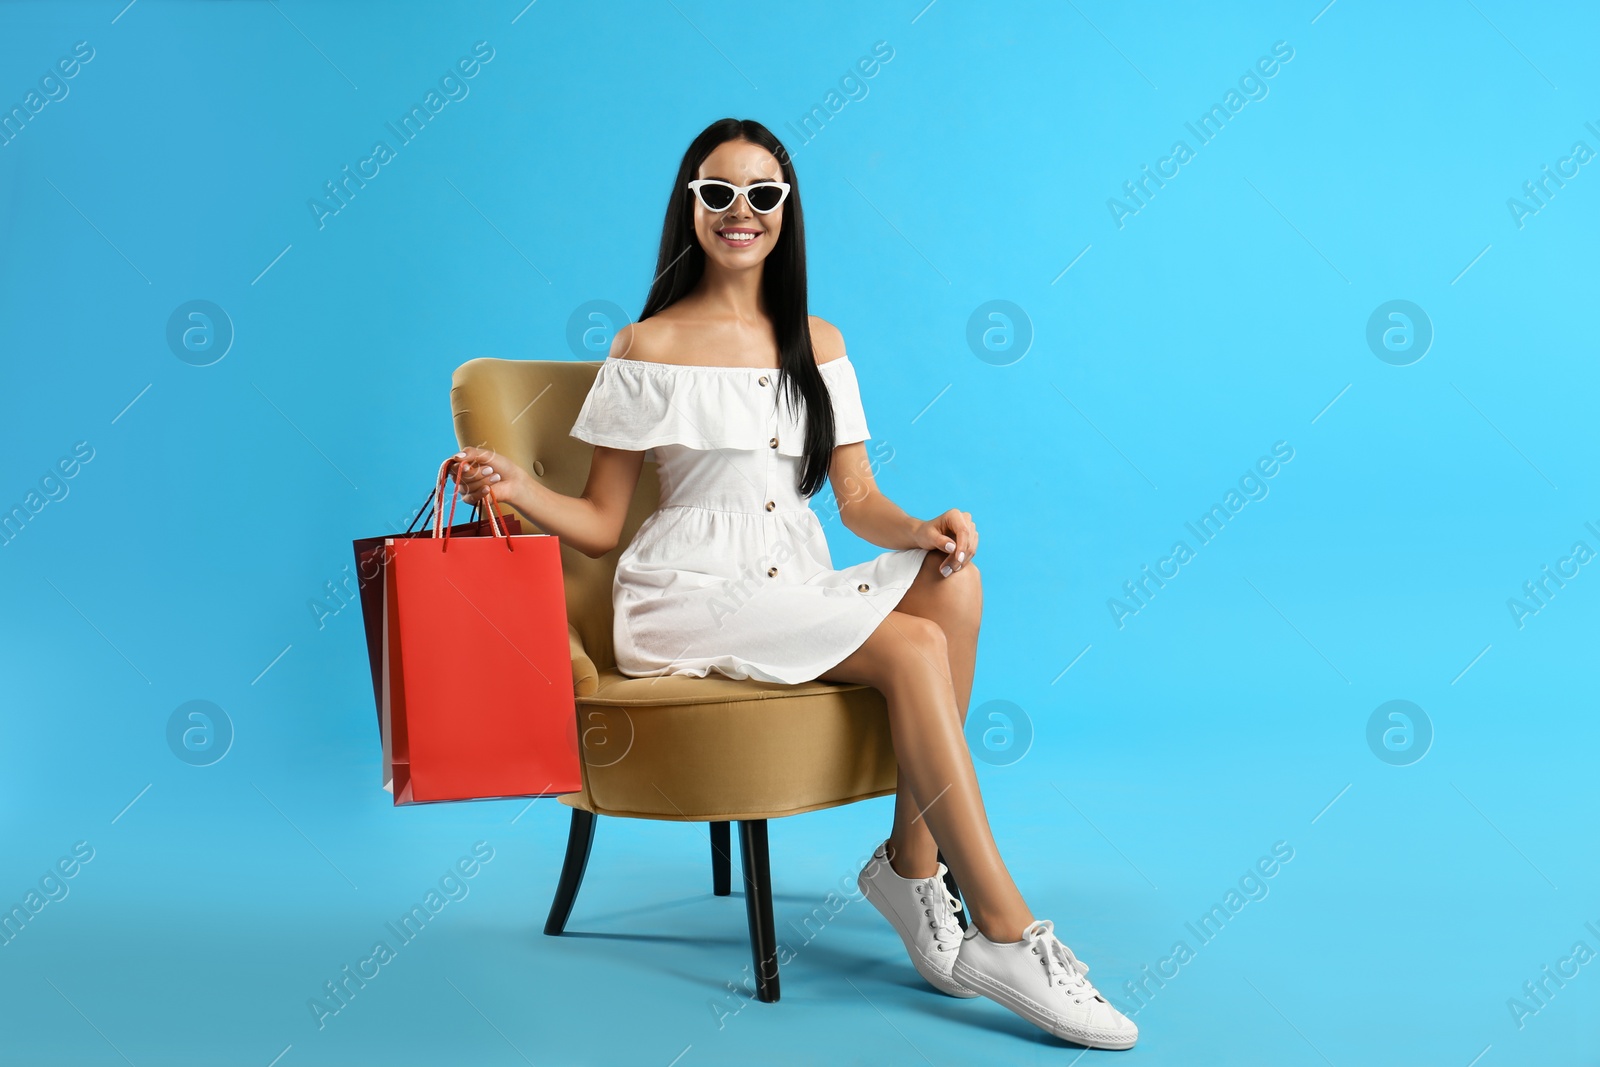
left=449, top=358, right=660, bottom=673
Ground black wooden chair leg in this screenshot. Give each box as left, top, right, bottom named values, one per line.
left=710, top=820, right=732, bottom=896
left=936, top=848, right=969, bottom=930
left=543, top=809, right=597, bottom=936
left=737, top=819, right=780, bottom=1003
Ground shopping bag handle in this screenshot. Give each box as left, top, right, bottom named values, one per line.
left=434, top=456, right=510, bottom=544
left=403, top=484, right=489, bottom=538
left=432, top=456, right=513, bottom=551
left=403, top=485, right=437, bottom=535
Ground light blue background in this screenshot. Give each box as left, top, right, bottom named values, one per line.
left=2, top=1, right=1596, bottom=1064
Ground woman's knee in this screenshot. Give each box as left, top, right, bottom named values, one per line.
left=820, top=611, right=951, bottom=692
left=895, top=609, right=947, bottom=646
left=865, top=609, right=946, bottom=663
left=819, top=611, right=933, bottom=686
left=950, top=559, right=982, bottom=623
left=879, top=612, right=950, bottom=681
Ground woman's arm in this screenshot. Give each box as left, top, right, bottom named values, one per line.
left=452, top=323, right=647, bottom=558
left=829, top=441, right=977, bottom=575
left=455, top=443, right=643, bottom=560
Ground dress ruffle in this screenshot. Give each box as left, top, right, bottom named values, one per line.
left=569, top=355, right=870, bottom=459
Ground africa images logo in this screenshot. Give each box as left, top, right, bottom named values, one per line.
left=1106, top=41, right=1295, bottom=229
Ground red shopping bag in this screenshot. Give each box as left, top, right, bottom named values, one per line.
left=380, top=459, right=580, bottom=804
left=352, top=487, right=521, bottom=739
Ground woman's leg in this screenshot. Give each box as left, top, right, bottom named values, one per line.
left=878, top=553, right=983, bottom=879
left=818, top=598, right=1034, bottom=943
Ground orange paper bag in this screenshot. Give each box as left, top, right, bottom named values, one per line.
left=381, top=459, right=580, bottom=804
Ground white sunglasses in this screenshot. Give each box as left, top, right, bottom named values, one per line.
left=686, top=178, right=791, bottom=215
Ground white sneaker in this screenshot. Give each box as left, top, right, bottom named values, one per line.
left=951, top=918, right=1138, bottom=1050
left=856, top=841, right=979, bottom=997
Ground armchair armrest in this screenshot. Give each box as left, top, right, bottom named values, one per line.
left=569, top=623, right=599, bottom=698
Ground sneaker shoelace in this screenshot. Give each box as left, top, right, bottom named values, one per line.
left=915, top=872, right=965, bottom=952
left=1022, top=919, right=1100, bottom=1002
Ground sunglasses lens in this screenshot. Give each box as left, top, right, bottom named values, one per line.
left=698, top=183, right=735, bottom=210
left=747, top=184, right=784, bottom=212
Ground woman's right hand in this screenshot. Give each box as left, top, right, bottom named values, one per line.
left=450, top=446, right=530, bottom=508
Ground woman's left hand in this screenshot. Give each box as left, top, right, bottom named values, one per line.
left=913, top=509, right=978, bottom=577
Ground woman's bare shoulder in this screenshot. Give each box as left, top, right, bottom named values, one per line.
left=808, top=315, right=846, bottom=366
left=607, top=317, right=673, bottom=364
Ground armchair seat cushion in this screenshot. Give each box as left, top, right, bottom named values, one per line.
left=559, top=669, right=899, bottom=821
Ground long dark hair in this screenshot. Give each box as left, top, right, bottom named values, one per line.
left=638, top=117, right=835, bottom=498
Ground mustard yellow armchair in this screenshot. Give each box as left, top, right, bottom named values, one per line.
left=450, top=357, right=960, bottom=1002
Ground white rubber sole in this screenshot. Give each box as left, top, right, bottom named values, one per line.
left=951, top=955, right=1138, bottom=1050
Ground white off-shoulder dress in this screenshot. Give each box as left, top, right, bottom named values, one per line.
left=568, top=354, right=930, bottom=685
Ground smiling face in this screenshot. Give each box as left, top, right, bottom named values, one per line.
left=691, top=139, right=785, bottom=268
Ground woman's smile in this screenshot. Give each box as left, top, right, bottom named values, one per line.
left=715, top=227, right=762, bottom=246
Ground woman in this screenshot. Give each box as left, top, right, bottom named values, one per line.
left=448, top=118, right=1136, bottom=1052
